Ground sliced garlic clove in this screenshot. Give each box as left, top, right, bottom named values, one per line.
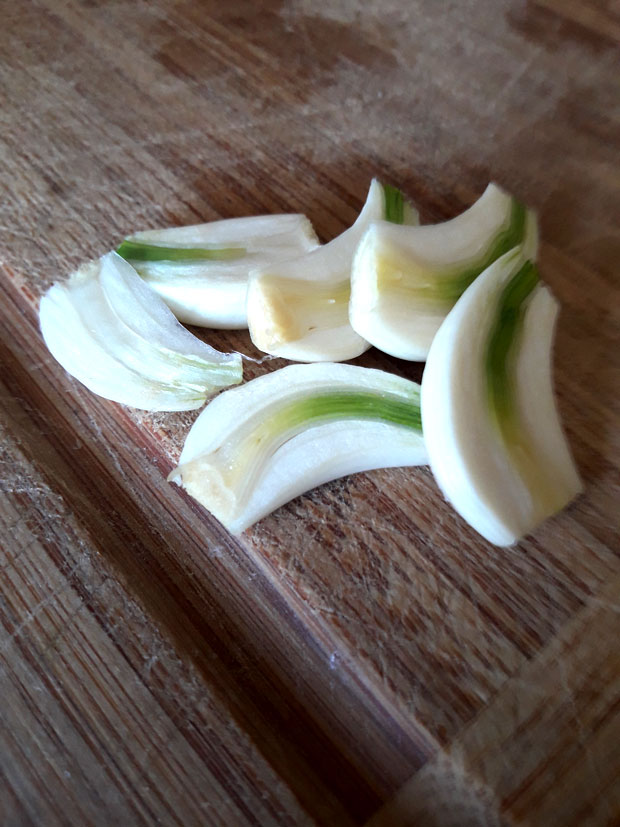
left=421, top=248, right=582, bottom=546
left=117, top=214, right=319, bottom=329
left=350, top=183, right=538, bottom=360
left=170, top=362, right=427, bottom=533
left=246, top=181, right=419, bottom=362
left=39, top=252, right=242, bottom=411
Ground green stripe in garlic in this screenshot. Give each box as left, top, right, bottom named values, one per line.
left=39, top=252, right=242, bottom=411
left=116, top=239, right=246, bottom=262
left=382, top=183, right=419, bottom=225
left=486, top=259, right=539, bottom=432
left=116, top=214, right=319, bottom=329
left=349, top=183, right=537, bottom=360
left=484, top=259, right=570, bottom=520
left=421, top=248, right=582, bottom=546
left=170, top=363, right=427, bottom=533
left=246, top=180, right=419, bottom=362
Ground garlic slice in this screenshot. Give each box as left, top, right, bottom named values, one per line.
left=117, top=214, right=319, bottom=329
left=350, top=183, right=538, bottom=360
left=39, top=252, right=242, bottom=411
left=421, top=248, right=582, bottom=546
left=170, top=363, right=427, bottom=533
left=246, top=181, right=419, bottom=362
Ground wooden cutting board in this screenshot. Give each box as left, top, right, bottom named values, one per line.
left=1, top=1, right=619, bottom=824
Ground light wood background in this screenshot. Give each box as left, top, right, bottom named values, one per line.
left=1, top=1, right=619, bottom=824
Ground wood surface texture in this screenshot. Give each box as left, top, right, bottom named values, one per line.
left=1, top=0, right=619, bottom=824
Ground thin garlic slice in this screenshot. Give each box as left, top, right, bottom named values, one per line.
left=246, top=181, right=419, bottom=362
left=39, top=252, right=242, bottom=411
left=116, top=214, right=319, bottom=329
left=421, top=248, right=582, bottom=545
left=170, top=363, right=427, bottom=533
left=350, top=183, right=538, bottom=360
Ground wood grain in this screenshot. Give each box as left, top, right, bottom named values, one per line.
left=1, top=1, right=619, bottom=825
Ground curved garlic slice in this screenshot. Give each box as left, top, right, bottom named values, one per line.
left=350, top=183, right=538, bottom=360
left=170, top=363, right=427, bottom=533
left=421, top=248, right=582, bottom=546
left=117, top=214, right=319, bottom=329
left=39, top=252, right=242, bottom=411
left=246, top=181, right=418, bottom=362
